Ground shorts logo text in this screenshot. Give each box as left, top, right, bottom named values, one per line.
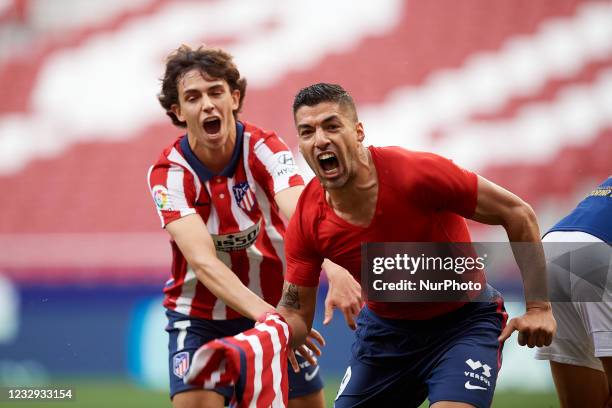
left=464, top=358, right=492, bottom=389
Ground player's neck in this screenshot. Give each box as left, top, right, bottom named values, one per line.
left=326, top=147, right=378, bottom=226
left=189, top=128, right=237, bottom=174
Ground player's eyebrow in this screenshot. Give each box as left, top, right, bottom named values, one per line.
left=182, top=80, right=225, bottom=95
left=297, top=114, right=341, bottom=130
left=296, top=122, right=314, bottom=131
left=207, top=83, right=225, bottom=92
left=183, top=88, right=201, bottom=96
left=320, top=115, right=341, bottom=124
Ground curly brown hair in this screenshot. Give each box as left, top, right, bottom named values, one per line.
left=158, top=45, right=247, bottom=127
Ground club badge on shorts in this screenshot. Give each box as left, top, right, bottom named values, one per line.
left=173, top=351, right=190, bottom=378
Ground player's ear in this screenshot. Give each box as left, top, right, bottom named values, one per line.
left=231, top=89, right=240, bottom=111
left=171, top=104, right=185, bottom=122
left=356, top=122, right=365, bottom=143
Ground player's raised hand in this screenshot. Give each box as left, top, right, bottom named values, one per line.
left=498, top=303, right=556, bottom=347
left=322, top=262, right=362, bottom=329
left=288, top=328, right=325, bottom=372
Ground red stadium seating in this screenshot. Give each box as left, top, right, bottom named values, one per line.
left=0, top=0, right=609, bottom=280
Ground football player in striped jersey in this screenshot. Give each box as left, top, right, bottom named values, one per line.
left=148, top=46, right=361, bottom=408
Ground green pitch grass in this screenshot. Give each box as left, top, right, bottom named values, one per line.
left=323, top=378, right=560, bottom=408
left=2, top=377, right=559, bottom=407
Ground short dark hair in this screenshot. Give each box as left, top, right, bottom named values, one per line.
left=293, top=83, right=357, bottom=121
left=158, top=45, right=247, bottom=127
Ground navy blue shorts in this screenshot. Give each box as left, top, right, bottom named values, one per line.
left=166, top=310, right=324, bottom=402
left=334, top=297, right=506, bottom=408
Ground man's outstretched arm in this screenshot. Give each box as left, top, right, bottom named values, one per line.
left=471, top=175, right=556, bottom=347
left=166, top=214, right=274, bottom=321
left=276, top=187, right=362, bottom=329
left=277, top=281, right=318, bottom=348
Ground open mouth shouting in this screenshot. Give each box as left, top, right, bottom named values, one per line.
left=202, top=117, right=222, bottom=135
left=317, top=151, right=341, bottom=177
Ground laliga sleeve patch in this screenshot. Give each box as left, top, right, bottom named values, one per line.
left=173, top=351, right=190, bottom=378
left=152, top=185, right=174, bottom=211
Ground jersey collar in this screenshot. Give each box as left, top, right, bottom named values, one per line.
left=179, top=121, right=244, bottom=183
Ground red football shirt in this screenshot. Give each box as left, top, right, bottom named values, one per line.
left=285, top=146, right=481, bottom=320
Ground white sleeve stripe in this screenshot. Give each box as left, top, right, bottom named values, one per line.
left=252, top=140, right=298, bottom=194
left=166, top=163, right=194, bottom=214
left=180, top=208, right=197, bottom=217
left=253, top=140, right=276, bottom=180
left=147, top=165, right=165, bottom=227
left=146, top=165, right=154, bottom=191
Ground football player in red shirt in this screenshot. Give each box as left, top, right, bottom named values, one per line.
left=278, top=83, right=556, bottom=408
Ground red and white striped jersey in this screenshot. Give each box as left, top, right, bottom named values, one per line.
left=185, top=312, right=290, bottom=408
left=148, top=121, right=304, bottom=320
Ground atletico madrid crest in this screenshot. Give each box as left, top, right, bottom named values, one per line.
left=173, top=351, right=190, bottom=378
left=233, top=181, right=255, bottom=211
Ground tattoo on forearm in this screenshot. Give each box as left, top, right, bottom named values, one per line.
left=279, top=283, right=301, bottom=310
